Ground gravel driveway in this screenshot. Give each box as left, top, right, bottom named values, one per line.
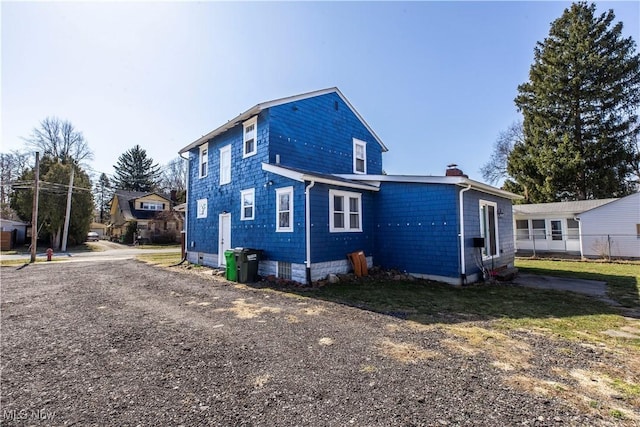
left=0, top=260, right=633, bottom=426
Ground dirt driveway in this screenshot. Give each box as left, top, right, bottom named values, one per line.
left=0, top=260, right=634, bottom=426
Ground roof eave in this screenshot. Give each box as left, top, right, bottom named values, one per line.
left=178, top=87, right=388, bottom=154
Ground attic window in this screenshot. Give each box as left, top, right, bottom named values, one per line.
left=353, top=138, right=366, bottom=174
left=243, top=117, right=257, bottom=158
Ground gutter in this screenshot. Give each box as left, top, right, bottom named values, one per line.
left=458, top=184, right=472, bottom=285
left=305, top=180, right=316, bottom=285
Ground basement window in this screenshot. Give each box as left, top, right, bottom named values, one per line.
left=277, top=261, right=292, bottom=280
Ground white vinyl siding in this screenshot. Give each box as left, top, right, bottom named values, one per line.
left=219, top=145, right=231, bottom=185
left=330, top=189, right=362, bottom=232
left=240, top=188, right=255, bottom=221
left=276, top=187, right=293, bottom=232
left=243, top=116, right=257, bottom=158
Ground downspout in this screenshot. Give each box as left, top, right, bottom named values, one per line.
left=174, top=151, right=190, bottom=265
left=458, top=184, right=472, bottom=285
left=305, top=180, right=316, bottom=286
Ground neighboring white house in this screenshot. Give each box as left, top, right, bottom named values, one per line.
left=513, top=198, right=626, bottom=257
left=577, top=192, right=640, bottom=259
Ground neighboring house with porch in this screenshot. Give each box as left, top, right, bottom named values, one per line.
left=179, top=87, right=522, bottom=285
left=108, top=190, right=183, bottom=243
left=513, top=192, right=640, bottom=259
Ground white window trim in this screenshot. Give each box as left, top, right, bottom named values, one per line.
left=479, top=200, right=499, bottom=260
left=199, top=143, right=209, bottom=178
left=197, top=198, right=208, bottom=219
left=240, top=188, right=255, bottom=221
left=329, top=189, right=362, bottom=232
left=353, top=138, right=367, bottom=174
left=243, top=116, right=258, bottom=158
left=219, top=145, right=231, bottom=185
left=276, top=186, right=293, bottom=232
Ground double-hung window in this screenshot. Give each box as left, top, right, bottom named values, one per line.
left=276, top=187, right=293, bottom=232
left=199, top=143, right=208, bottom=178
left=330, top=189, right=362, bottom=232
left=353, top=138, right=366, bottom=174
left=479, top=200, right=499, bottom=258
left=140, top=201, right=164, bottom=211
left=240, top=188, right=255, bottom=220
left=243, top=117, right=257, bottom=158
left=515, top=219, right=529, bottom=240
left=219, top=145, right=231, bottom=185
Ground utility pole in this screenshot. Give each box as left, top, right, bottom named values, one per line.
left=30, top=152, right=40, bottom=263
left=61, top=166, right=74, bottom=252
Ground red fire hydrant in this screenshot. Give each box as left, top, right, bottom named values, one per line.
left=46, top=248, right=53, bottom=262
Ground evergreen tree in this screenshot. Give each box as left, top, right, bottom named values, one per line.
left=509, top=2, right=640, bottom=202
left=112, top=145, right=161, bottom=192
left=95, top=172, right=113, bottom=223
left=10, top=157, right=94, bottom=248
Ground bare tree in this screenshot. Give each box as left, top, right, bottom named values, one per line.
left=480, top=121, right=524, bottom=185
left=159, top=157, right=187, bottom=202
left=0, top=150, right=31, bottom=219
left=25, top=117, right=93, bottom=164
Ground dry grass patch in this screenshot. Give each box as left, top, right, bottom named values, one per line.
left=443, top=325, right=533, bottom=370
left=318, top=337, right=334, bottom=346
left=214, top=298, right=282, bottom=319
left=378, top=339, right=438, bottom=364
left=252, top=374, right=271, bottom=388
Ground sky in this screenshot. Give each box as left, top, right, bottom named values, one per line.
left=2, top=1, right=639, bottom=185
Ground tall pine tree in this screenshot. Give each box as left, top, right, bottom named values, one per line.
left=112, top=145, right=161, bottom=192
left=509, top=2, right=640, bottom=202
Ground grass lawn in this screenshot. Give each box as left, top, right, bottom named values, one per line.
left=262, top=258, right=640, bottom=352
left=515, top=258, right=640, bottom=308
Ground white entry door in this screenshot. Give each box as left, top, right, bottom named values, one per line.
left=548, top=219, right=565, bottom=251
left=218, top=213, right=231, bottom=266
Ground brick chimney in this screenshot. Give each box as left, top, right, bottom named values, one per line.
left=445, top=164, right=468, bottom=178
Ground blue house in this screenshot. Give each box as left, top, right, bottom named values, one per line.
left=178, top=88, right=522, bottom=285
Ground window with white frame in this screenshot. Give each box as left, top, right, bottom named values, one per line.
left=515, top=219, right=529, bottom=240
left=479, top=200, right=498, bottom=258
left=330, top=189, right=362, bottom=232
left=199, top=143, right=208, bottom=178
left=566, top=218, right=579, bottom=240
left=240, top=188, right=255, bottom=220
left=531, top=219, right=546, bottom=241
left=140, top=201, right=164, bottom=211
left=353, top=138, right=366, bottom=174
left=243, top=117, right=257, bottom=158
left=276, top=187, right=293, bottom=232
left=219, top=145, right=231, bottom=185
left=197, top=198, right=208, bottom=219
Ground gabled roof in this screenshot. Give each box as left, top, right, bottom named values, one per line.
left=262, top=163, right=381, bottom=192
left=512, top=199, right=618, bottom=216
left=111, top=190, right=173, bottom=222
left=336, top=174, right=523, bottom=200
left=179, top=87, right=388, bottom=154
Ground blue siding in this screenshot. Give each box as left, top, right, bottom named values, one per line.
left=184, top=89, right=516, bottom=284
left=308, top=183, right=376, bottom=263
left=462, top=190, right=516, bottom=277
left=268, top=93, right=383, bottom=175
left=187, top=112, right=272, bottom=255
left=373, top=182, right=461, bottom=278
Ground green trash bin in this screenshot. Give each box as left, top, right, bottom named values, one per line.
left=224, top=250, right=236, bottom=281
